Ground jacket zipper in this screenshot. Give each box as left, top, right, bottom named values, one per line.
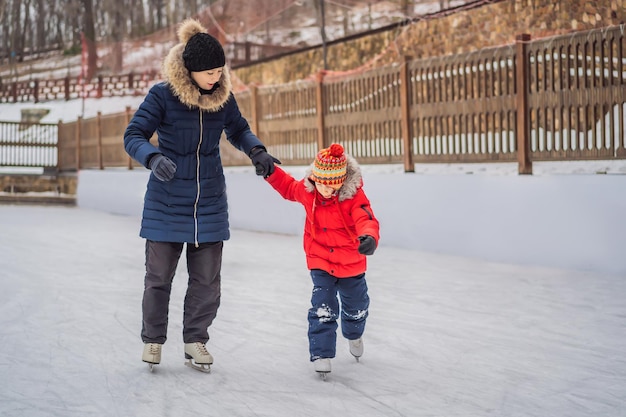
left=193, top=109, right=203, bottom=248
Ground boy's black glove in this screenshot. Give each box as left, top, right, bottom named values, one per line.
left=149, top=154, right=177, bottom=182
left=358, top=235, right=376, bottom=255
left=249, top=146, right=281, bottom=178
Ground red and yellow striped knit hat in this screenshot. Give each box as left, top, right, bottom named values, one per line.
left=310, top=143, right=348, bottom=186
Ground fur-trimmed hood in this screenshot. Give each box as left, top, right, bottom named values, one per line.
left=162, top=19, right=232, bottom=112
left=304, top=153, right=362, bottom=201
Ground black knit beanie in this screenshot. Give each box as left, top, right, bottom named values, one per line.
left=182, top=33, right=226, bottom=72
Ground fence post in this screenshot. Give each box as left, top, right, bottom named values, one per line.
left=125, top=106, right=133, bottom=170
left=97, top=111, right=103, bottom=169
left=57, top=119, right=63, bottom=171
left=11, top=81, right=17, bottom=103
left=33, top=79, right=39, bottom=103
left=76, top=116, right=82, bottom=170
left=315, top=70, right=326, bottom=151
left=64, top=76, right=70, bottom=101
left=400, top=55, right=414, bottom=173
left=515, top=33, right=532, bottom=175
left=128, top=72, right=134, bottom=91
left=97, top=76, right=103, bottom=98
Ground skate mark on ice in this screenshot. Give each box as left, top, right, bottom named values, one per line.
left=324, top=375, right=407, bottom=417
left=114, top=311, right=137, bottom=337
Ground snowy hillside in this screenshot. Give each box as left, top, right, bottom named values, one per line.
left=0, top=0, right=469, bottom=81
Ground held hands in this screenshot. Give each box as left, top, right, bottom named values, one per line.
left=358, top=235, right=377, bottom=256
left=249, top=147, right=281, bottom=178
left=149, top=154, right=177, bottom=182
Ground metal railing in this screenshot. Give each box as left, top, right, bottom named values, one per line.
left=0, top=121, right=57, bottom=167
left=0, top=71, right=160, bottom=103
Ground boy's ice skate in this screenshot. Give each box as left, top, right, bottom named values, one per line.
left=313, top=358, right=331, bottom=380
left=184, top=342, right=213, bottom=373
left=142, top=343, right=162, bottom=371
left=349, top=337, right=363, bottom=362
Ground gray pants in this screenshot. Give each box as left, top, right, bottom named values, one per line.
left=141, top=240, right=223, bottom=344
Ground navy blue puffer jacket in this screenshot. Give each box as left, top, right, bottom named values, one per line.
left=124, top=22, right=263, bottom=244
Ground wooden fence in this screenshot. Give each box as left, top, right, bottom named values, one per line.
left=2, top=25, right=625, bottom=175
left=56, top=108, right=148, bottom=171
left=233, top=26, right=626, bottom=174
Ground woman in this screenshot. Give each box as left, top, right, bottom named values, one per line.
left=124, top=18, right=279, bottom=372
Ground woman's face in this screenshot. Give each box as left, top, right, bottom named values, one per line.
left=314, top=181, right=342, bottom=199
left=190, top=67, right=224, bottom=90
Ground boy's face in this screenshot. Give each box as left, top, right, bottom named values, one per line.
left=190, top=67, right=224, bottom=90
left=315, top=181, right=342, bottom=199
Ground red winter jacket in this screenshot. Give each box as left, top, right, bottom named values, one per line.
left=265, top=155, right=380, bottom=278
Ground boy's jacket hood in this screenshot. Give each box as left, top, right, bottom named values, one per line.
left=304, top=154, right=362, bottom=201
left=162, top=19, right=232, bottom=112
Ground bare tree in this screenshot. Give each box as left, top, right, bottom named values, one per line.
left=34, top=0, right=47, bottom=50
left=0, top=0, right=6, bottom=22
left=82, top=0, right=97, bottom=78
left=313, top=0, right=328, bottom=69
left=0, top=0, right=6, bottom=64
left=150, top=0, right=164, bottom=31
left=127, top=0, right=148, bottom=37
left=111, top=4, right=124, bottom=72
left=22, top=0, right=33, bottom=56
left=9, top=0, right=22, bottom=61
left=50, top=0, right=71, bottom=47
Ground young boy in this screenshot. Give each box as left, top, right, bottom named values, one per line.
left=264, top=143, right=380, bottom=378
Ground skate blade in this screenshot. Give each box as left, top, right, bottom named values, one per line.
left=185, top=359, right=211, bottom=373
left=316, top=371, right=330, bottom=381
left=143, top=361, right=158, bottom=372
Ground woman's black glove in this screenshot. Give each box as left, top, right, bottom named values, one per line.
left=358, top=235, right=377, bottom=255
left=149, top=154, right=177, bottom=182
left=249, top=146, right=281, bottom=178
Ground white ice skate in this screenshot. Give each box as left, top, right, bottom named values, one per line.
left=142, top=343, right=162, bottom=372
left=349, top=337, right=363, bottom=362
left=184, top=342, right=213, bottom=373
left=313, top=358, right=331, bottom=380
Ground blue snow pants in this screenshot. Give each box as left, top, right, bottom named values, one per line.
left=308, top=269, right=370, bottom=361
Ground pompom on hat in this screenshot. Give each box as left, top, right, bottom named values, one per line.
left=310, top=143, right=348, bottom=186
left=180, top=19, right=226, bottom=72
